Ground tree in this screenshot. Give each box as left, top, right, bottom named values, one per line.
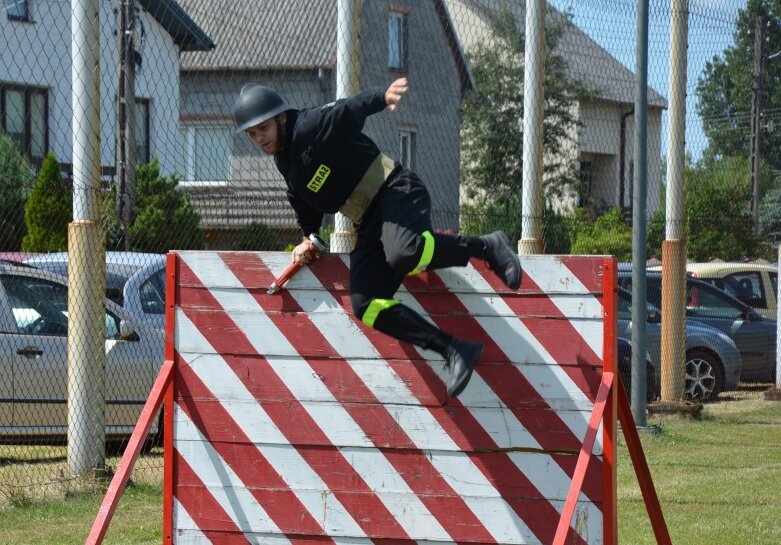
left=696, top=0, right=781, bottom=174
left=104, top=158, right=206, bottom=252
left=686, top=156, right=763, bottom=260
left=234, top=222, right=287, bottom=251
left=460, top=8, right=592, bottom=236
left=0, top=131, right=33, bottom=250
left=22, top=152, right=72, bottom=252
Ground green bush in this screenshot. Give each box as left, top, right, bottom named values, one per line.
left=0, top=131, right=33, bottom=250
left=22, top=152, right=71, bottom=252
left=569, top=207, right=632, bottom=261
left=104, top=158, right=206, bottom=252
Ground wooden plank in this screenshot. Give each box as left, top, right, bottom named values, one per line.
left=174, top=252, right=608, bottom=296
left=174, top=354, right=603, bottom=409
left=172, top=400, right=601, bottom=454
left=173, top=482, right=600, bottom=544
left=174, top=309, right=603, bottom=360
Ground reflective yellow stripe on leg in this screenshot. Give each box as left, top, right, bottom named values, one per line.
left=361, top=298, right=400, bottom=328
left=407, top=230, right=435, bottom=276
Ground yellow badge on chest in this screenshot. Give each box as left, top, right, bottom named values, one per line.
left=307, top=164, right=331, bottom=193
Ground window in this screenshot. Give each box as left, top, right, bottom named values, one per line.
left=388, top=10, right=407, bottom=72
left=3, top=275, right=68, bottom=336
left=2, top=273, right=123, bottom=338
left=5, top=0, right=29, bottom=21
left=0, top=83, right=47, bottom=161
left=685, top=282, right=744, bottom=320
left=399, top=130, right=416, bottom=170
left=578, top=161, right=593, bottom=207
left=720, top=272, right=765, bottom=308
left=178, top=125, right=230, bottom=181
left=134, top=98, right=149, bottom=163
left=139, top=268, right=165, bottom=315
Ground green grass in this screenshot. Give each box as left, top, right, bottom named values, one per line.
left=617, top=395, right=781, bottom=544
left=1, top=394, right=779, bottom=545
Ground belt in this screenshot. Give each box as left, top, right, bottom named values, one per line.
left=338, top=153, right=396, bottom=224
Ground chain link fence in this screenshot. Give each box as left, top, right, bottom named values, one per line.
left=0, top=0, right=777, bottom=505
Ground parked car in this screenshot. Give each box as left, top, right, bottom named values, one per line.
left=678, top=262, right=777, bottom=319
left=616, top=336, right=656, bottom=402
left=25, top=252, right=166, bottom=330
left=0, top=263, right=164, bottom=442
left=619, top=271, right=776, bottom=383
left=617, top=286, right=741, bottom=401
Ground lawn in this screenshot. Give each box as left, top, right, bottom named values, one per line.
left=1, top=392, right=779, bottom=545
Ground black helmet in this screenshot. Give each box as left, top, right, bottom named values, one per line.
left=232, top=83, right=295, bottom=133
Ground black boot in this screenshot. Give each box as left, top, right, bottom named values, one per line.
left=443, top=338, right=484, bottom=397
left=480, top=231, right=522, bottom=290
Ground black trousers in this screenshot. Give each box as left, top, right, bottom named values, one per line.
left=349, top=168, right=483, bottom=354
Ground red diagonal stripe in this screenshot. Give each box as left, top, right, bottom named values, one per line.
left=224, top=253, right=499, bottom=544
left=174, top=451, right=255, bottom=544
left=300, top=257, right=592, bottom=545
left=177, top=259, right=410, bottom=541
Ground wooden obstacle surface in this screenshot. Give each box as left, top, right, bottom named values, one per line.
left=166, top=252, right=616, bottom=545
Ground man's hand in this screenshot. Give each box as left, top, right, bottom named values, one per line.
left=292, top=239, right=316, bottom=265
left=385, top=77, right=409, bottom=111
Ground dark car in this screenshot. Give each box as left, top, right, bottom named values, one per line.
left=617, top=336, right=656, bottom=402
left=619, top=271, right=776, bottom=382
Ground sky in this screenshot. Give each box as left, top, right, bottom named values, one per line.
left=547, top=0, right=747, bottom=162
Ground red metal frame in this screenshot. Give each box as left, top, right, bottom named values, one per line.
left=163, top=252, right=178, bottom=545
left=553, top=257, right=672, bottom=545
left=83, top=359, right=173, bottom=545
left=602, top=258, right=619, bottom=545
left=552, top=371, right=615, bottom=545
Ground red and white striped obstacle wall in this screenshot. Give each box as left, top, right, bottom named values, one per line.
left=162, top=252, right=619, bottom=545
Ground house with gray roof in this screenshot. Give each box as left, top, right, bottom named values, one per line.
left=446, top=0, right=667, bottom=216
left=0, top=0, right=212, bottom=176
left=176, top=0, right=473, bottom=247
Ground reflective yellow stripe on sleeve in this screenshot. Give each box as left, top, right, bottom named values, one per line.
left=362, top=298, right=400, bottom=328
left=407, top=230, right=435, bottom=276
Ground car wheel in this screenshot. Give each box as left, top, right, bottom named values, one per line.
left=684, top=349, right=724, bottom=402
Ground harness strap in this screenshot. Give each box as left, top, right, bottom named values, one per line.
left=339, top=153, right=396, bottom=224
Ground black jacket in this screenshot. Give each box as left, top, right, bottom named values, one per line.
left=274, top=87, right=389, bottom=236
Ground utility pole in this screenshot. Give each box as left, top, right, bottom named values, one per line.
left=749, top=15, right=764, bottom=234
left=117, top=0, right=136, bottom=251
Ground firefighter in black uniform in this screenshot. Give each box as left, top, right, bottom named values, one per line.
left=232, top=77, right=522, bottom=399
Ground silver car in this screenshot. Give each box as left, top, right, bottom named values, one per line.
left=617, top=286, right=741, bottom=401
left=0, top=263, right=164, bottom=441
left=25, top=252, right=166, bottom=330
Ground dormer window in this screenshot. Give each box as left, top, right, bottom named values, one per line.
left=388, top=9, right=408, bottom=72
left=5, top=0, right=29, bottom=22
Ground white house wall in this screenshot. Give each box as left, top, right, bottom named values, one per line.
left=0, top=0, right=180, bottom=175
left=578, top=101, right=663, bottom=215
